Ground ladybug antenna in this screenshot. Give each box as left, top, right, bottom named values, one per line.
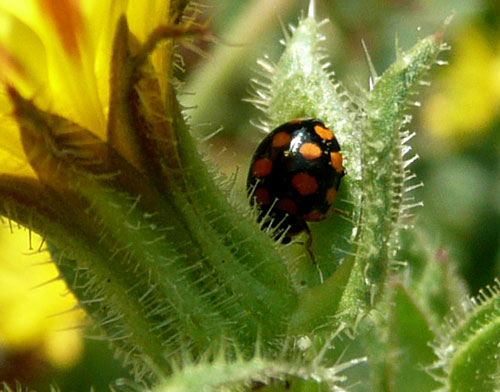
left=308, top=0, right=316, bottom=19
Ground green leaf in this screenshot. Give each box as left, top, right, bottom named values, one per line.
left=389, top=283, right=441, bottom=391
left=337, top=30, right=445, bottom=321
left=434, top=281, right=500, bottom=392
left=400, top=227, right=469, bottom=327
left=361, top=283, right=440, bottom=392
left=256, top=16, right=360, bottom=280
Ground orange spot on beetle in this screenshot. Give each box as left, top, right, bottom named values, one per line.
left=304, top=210, right=325, bottom=221
left=254, top=188, right=270, bottom=204
left=252, top=158, right=273, bottom=177
left=278, top=198, right=298, bottom=215
left=272, top=132, right=291, bottom=148
left=299, top=142, right=321, bottom=160
left=330, top=152, right=344, bottom=174
left=326, top=187, right=337, bottom=204
left=314, top=125, right=334, bottom=140
left=291, top=173, right=318, bottom=196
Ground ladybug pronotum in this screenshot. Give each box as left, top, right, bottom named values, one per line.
left=247, top=118, right=345, bottom=243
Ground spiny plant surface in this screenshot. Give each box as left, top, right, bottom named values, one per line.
left=1, top=1, right=499, bottom=392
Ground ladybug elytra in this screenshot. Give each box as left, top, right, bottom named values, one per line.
left=247, top=118, right=345, bottom=243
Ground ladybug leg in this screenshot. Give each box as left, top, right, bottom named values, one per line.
left=303, top=226, right=325, bottom=284
left=292, top=227, right=316, bottom=261
left=304, top=226, right=315, bottom=262
left=332, top=207, right=353, bottom=221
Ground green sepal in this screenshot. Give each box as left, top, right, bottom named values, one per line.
left=434, top=282, right=500, bottom=392
left=262, top=16, right=360, bottom=279
left=0, top=174, right=88, bottom=253
left=8, top=86, right=232, bottom=378
left=288, top=255, right=355, bottom=334
left=400, top=227, right=469, bottom=328
left=106, top=19, right=298, bottom=325
left=361, top=283, right=440, bottom=392
left=8, top=82, right=298, bottom=370
left=107, top=16, right=147, bottom=173
left=6, top=17, right=301, bottom=381
left=337, top=30, right=444, bottom=321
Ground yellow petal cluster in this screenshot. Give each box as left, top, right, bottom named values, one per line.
left=0, top=0, right=173, bottom=166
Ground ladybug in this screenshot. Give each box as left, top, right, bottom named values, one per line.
left=247, top=118, right=345, bottom=244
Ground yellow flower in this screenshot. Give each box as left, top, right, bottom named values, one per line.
left=423, top=26, right=500, bottom=143
left=0, top=0, right=177, bottom=151
left=0, top=0, right=186, bottom=374
left=0, top=225, right=83, bottom=369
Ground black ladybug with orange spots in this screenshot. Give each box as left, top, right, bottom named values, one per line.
left=247, top=118, right=345, bottom=243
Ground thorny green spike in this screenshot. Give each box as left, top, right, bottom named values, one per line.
left=308, top=0, right=316, bottom=19
left=362, top=39, right=378, bottom=85
left=153, top=351, right=365, bottom=392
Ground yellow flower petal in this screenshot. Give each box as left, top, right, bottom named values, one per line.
left=0, top=9, right=48, bottom=95
left=0, top=0, right=114, bottom=138
left=0, top=0, right=140, bottom=181
left=0, top=225, right=84, bottom=368
left=127, top=0, right=175, bottom=97
left=44, top=325, right=83, bottom=368
left=38, top=0, right=84, bottom=58
left=0, top=89, right=37, bottom=178
left=423, top=27, right=500, bottom=143
left=0, top=0, right=180, bottom=173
